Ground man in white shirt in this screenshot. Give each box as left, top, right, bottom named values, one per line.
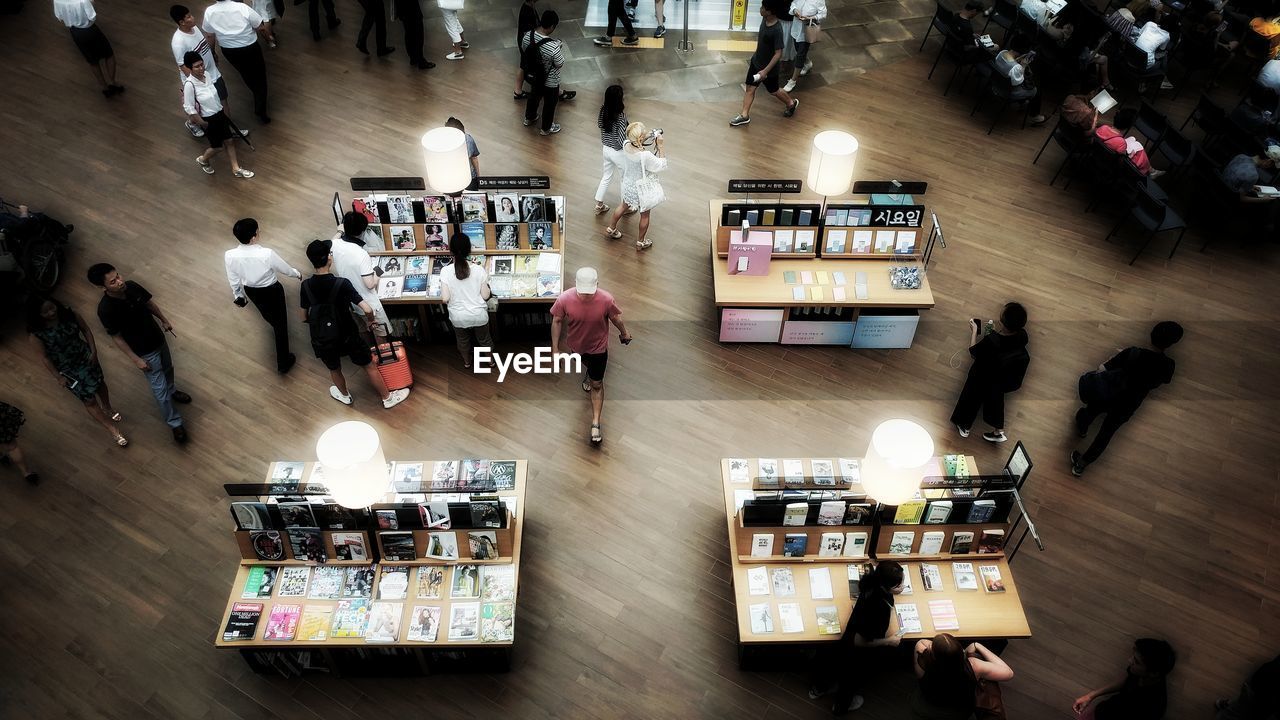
left=53, top=0, right=123, bottom=97
left=170, top=4, right=224, bottom=138
left=226, top=218, right=301, bottom=373
left=1133, top=19, right=1171, bottom=70
left=332, top=212, right=390, bottom=340
left=202, top=0, right=271, bottom=124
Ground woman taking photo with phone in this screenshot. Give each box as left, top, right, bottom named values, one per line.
left=27, top=297, right=129, bottom=447
left=604, top=121, right=668, bottom=251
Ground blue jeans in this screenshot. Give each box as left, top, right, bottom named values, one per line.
left=139, top=343, right=182, bottom=428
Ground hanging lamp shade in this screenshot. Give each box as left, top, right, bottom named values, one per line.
left=806, top=130, right=859, bottom=197
left=861, top=419, right=934, bottom=506
left=315, top=421, right=388, bottom=509
left=421, top=127, right=471, bottom=194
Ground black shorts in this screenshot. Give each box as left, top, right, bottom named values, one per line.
left=69, top=24, right=113, bottom=64
left=581, top=351, right=608, bottom=382
left=746, top=62, right=780, bottom=93
left=203, top=110, right=232, bottom=148
left=316, top=337, right=372, bottom=371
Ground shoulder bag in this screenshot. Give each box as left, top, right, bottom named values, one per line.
left=631, top=151, right=665, bottom=210
left=803, top=19, right=822, bottom=43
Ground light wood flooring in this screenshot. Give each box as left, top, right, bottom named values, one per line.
left=0, top=1, right=1277, bottom=718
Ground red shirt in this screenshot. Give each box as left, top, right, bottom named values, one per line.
left=550, top=288, right=620, bottom=354
left=1095, top=125, right=1151, bottom=175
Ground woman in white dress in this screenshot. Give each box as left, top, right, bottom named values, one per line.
left=604, top=121, right=667, bottom=251
left=248, top=0, right=279, bottom=47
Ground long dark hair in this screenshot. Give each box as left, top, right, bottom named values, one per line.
left=602, top=85, right=625, bottom=130
left=917, top=634, right=977, bottom=711
left=858, top=560, right=903, bottom=596
left=450, top=232, right=471, bottom=280
left=26, top=296, right=75, bottom=334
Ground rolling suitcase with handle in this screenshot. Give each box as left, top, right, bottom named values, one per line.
left=370, top=324, right=413, bottom=390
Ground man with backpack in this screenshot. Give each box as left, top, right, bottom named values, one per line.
left=1070, top=321, right=1182, bottom=476
left=300, top=239, right=410, bottom=409
left=520, top=10, right=565, bottom=136
left=950, top=302, right=1031, bottom=444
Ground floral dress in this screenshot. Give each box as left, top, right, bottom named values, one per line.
left=31, top=319, right=105, bottom=403
left=0, top=402, right=24, bottom=444
left=620, top=146, right=668, bottom=213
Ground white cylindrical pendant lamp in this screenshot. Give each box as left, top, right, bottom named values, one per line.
left=316, top=421, right=388, bottom=509
left=808, top=128, right=860, bottom=196
left=861, top=419, right=934, bottom=506
left=421, top=127, right=471, bottom=194
left=806, top=130, right=859, bottom=197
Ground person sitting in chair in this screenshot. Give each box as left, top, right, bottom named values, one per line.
left=993, top=34, right=1047, bottom=125
left=1094, top=108, right=1161, bottom=177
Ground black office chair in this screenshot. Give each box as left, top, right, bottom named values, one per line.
left=983, top=0, right=1018, bottom=41
left=921, top=0, right=959, bottom=51
left=1034, top=114, right=1092, bottom=186
left=1106, top=185, right=1188, bottom=264
left=1152, top=126, right=1196, bottom=178
left=1170, top=30, right=1221, bottom=100
left=1118, top=43, right=1167, bottom=101
left=1189, top=152, right=1246, bottom=252
left=1180, top=93, right=1228, bottom=146
left=1132, top=101, right=1169, bottom=150
left=972, top=68, right=1037, bottom=134
left=931, top=28, right=989, bottom=95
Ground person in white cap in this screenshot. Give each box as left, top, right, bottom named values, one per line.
left=549, top=267, right=631, bottom=446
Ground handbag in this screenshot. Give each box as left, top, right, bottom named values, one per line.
left=631, top=151, right=665, bottom=210
left=974, top=679, right=1007, bottom=720
left=437, top=0, right=464, bottom=9
left=803, top=19, right=822, bottom=43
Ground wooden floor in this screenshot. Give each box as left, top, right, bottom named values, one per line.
left=1, top=2, right=1278, bottom=718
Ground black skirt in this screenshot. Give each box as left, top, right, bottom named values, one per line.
left=69, top=24, right=113, bottom=64
left=203, top=110, right=232, bottom=148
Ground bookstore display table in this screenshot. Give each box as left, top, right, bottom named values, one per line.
left=708, top=200, right=935, bottom=347
left=719, top=457, right=1031, bottom=666
left=215, top=459, right=527, bottom=676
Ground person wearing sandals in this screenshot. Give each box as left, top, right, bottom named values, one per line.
left=27, top=298, right=129, bottom=449
left=783, top=0, right=826, bottom=93
left=550, top=267, right=632, bottom=446
left=0, top=402, right=39, bottom=485
left=183, top=52, right=255, bottom=179
left=593, top=85, right=629, bottom=216
left=604, top=122, right=667, bottom=250
left=440, top=232, right=494, bottom=369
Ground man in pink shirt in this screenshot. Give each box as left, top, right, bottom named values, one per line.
left=550, top=267, right=631, bottom=446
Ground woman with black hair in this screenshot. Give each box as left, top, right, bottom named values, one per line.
left=439, top=232, right=493, bottom=368
left=593, top=84, right=628, bottom=216
left=27, top=297, right=129, bottom=447
left=810, top=560, right=906, bottom=714
left=950, top=301, right=1030, bottom=444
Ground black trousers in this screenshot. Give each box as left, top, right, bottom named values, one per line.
left=394, top=0, right=424, bottom=63
left=356, top=0, right=388, bottom=51
left=244, top=282, right=291, bottom=370
left=606, top=0, right=635, bottom=37
left=1075, top=402, right=1134, bottom=465
left=950, top=370, right=1005, bottom=430
left=525, top=84, right=559, bottom=132
left=220, top=44, right=269, bottom=119
left=309, top=0, right=338, bottom=37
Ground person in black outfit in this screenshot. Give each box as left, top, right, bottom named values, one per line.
left=1070, top=321, right=1183, bottom=476
left=950, top=302, right=1030, bottom=444
left=394, top=0, right=433, bottom=68
left=355, top=0, right=394, bottom=55
left=1073, top=638, right=1176, bottom=720
left=809, top=561, right=905, bottom=715
left=513, top=0, right=539, bottom=98
left=592, top=0, right=639, bottom=46
left=1215, top=653, right=1280, bottom=719
left=308, top=0, right=340, bottom=41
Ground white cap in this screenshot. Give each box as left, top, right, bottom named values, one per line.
left=575, top=267, right=599, bottom=294
left=1266, top=145, right=1280, bottom=162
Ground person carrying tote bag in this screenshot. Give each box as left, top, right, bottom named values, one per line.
left=604, top=121, right=667, bottom=251
left=438, top=0, right=468, bottom=60
left=784, top=0, right=826, bottom=92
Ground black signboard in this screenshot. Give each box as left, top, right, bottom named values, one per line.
left=476, top=176, right=551, bottom=189
left=350, top=176, right=426, bottom=191
left=851, top=180, right=929, bottom=195
left=825, top=204, right=926, bottom=228
left=728, top=179, right=804, bottom=194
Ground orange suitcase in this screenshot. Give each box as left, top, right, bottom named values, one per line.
left=371, top=334, right=413, bottom=390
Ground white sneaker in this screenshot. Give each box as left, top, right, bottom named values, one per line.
left=329, top=385, right=353, bottom=405
left=539, top=123, right=561, bottom=135
left=783, top=78, right=797, bottom=92
left=800, top=59, right=813, bottom=76
left=186, top=121, right=205, bottom=138
left=982, top=430, right=1007, bottom=443
left=957, top=424, right=970, bottom=438
left=383, top=387, right=410, bottom=409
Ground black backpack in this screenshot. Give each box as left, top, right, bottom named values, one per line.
left=303, top=279, right=347, bottom=350
left=521, top=31, right=551, bottom=85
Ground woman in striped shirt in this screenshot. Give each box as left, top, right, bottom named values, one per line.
left=594, top=85, right=628, bottom=215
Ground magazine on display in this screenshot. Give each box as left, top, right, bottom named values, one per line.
left=489, top=460, right=517, bottom=490
left=342, top=565, right=376, bottom=598
left=843, top=532, right=869, bottom=558
left=241, top=565, right=279, bottom=599
left=231, top=502, right=271, bottom=530
left=495, top=224, right=520, bottom=250
left=950, top=531, right=975, bottom=554
left=895, top=603, right=923, bottom=634
left=308, top=566, right=345, bottom=599
left=509, top=274, right=536, bottom=296
left=480, top=564, right=515, bottom=603
left=382, top=531, right=419, bottom=561
left=366, top=602, right=403, bottom=642
left=816, top=605, right=841, bottom=635
left=448, top=603, right=480, bottom=641
left=423, top=224, right=449, bottom=250
left=286, top=527, right=326, bottom=562
left=387, top=195, right=414, bottom=224
left=422, top=195, right=449, bottom=223
left=746, top=566, right=770, bottom=596
left=450, top=564, right=481, bottom=599
left=979, top=565, right=1006, bottom=592
left=460, top=222, right=487, bottom=249
left=470, top=499, right=502, bottom=527
left=377, top=565, right=410, bottom=600
left=330, top=599, right=371, bottom=638
left=952, top=562, right=979, bottom=591
left=270, top=461, right=306, bottom=485
left=493, top=193, right=520, bottom=222
left=406, top=605, right=443, bottom=642
left=420, top=501, right=451, bottom=529
left=817, top=532, right=845, bottom=557
left=750, top=534, right=774, bottom=557
left=749, top=602, right=774, bottom=634
left=388, top=225, right=417, bottom=251
left=376, top=509, right=400, bottom=530
left=264, top=604, right=301, bottom=641
left=771, top=567, right=796, bottom=597
left=778, top=602, right=804, bottom=633
left=919, top=563, right=943, bottom=592
left=354, top=196, right=380, bottom=224
left=460, top=193, right=489, bottom=222
left=378, top=276, right=403, bottom=300
left=431, top=460, right=459, bottom=490
left=528, top=222, right=553, bottom=250
left=536, top=273, right=561, bottom=297
left=392, top=462, right=425, bottom=486
left=480, top=602, right=515, bottom=643
left=277, top=501, right=316, bottom=528
left=402, top=274, right=429, bottom=297
left=299, top=605, right=333, bottom=641
left=519, top=194, right=546, bottom=222
left=276, top=566, right=311, bottom=597
left=377, top=255, right=405, bottom=276
left=222, top=602, right=264, bottom=642
left=427, top=531, right=460, bottom=561
left=809, top=567, right=834, bottom=600
left=888, top=531, right=915, bottom=555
